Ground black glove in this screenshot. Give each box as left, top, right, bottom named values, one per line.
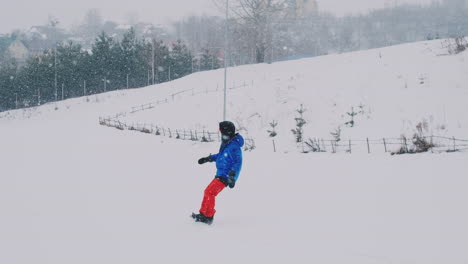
left=198, top=155, right=212, bottom=165
left=227, top=170, right=236, bottom=189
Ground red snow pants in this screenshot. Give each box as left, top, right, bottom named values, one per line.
left=199, top=178, right=226, bottom=217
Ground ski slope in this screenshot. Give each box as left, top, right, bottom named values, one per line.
left=0, top=39, right=467, bottom=264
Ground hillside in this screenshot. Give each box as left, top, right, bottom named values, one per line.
left=3, top=39, right=467, bottom=152
left=0, top=39, right=467, bottom=264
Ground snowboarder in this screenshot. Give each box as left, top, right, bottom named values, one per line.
left=192, top=121, right=244, bottom=225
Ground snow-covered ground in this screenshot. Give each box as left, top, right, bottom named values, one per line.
left=0, top=39, right=467, bottom=264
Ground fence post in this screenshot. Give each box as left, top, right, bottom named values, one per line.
left=321, top=139, right=326, bottom=152
left=367, top=138, right=370, bottom=154
left=430, top=136, right=434, bottom=153
left=453, top=136, right=457, bottom=151
left=331, top=140, right=336, bottom=153
left=348, top=139, right=352, bottom=154
left=404, top=137, right=408, bottom=152
left=272, top=139, right=276, bottom=152
left=383, top=138, right=387, bottom=153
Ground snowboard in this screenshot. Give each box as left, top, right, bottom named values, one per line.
left=191, top=212, right=213, bottom=225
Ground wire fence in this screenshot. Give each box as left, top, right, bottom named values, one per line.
left=129, top=80, right=253, bottom=114
left=298, top=135, right=468, bottom=154
left=99, top=79, right=467, bottom=154
left=98, top=79, right=257, bottom=150
left=99, top=116, right=256, bottom=151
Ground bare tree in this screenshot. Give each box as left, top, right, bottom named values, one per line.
left=215, top=0, right=289, bottom=63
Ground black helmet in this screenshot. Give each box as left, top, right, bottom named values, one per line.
left=219, top=121, right=236, bottom=136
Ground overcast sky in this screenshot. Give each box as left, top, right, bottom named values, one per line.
left=0, top=0, right=436, bottom=34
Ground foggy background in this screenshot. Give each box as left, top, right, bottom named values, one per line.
left=0, top=0, right=437, bottom=33
left=1, top=0, right=467, bottom=111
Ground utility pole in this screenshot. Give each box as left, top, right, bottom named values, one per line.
left=127, top=74, right=129, bottom=89
left=54, top=47, right=58, bottom=101
left=61, top=83, right=64, bottom=100
left=223, top=0, right=229, bottom=121
left=151, top=40, right=155, bottom=85
left=37, top=88, right=41, bottom=106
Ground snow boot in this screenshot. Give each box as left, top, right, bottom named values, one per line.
left=191, top=212, right=214, bottom=225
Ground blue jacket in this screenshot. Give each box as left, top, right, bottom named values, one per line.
left=210, top=134, right=244, bottom=181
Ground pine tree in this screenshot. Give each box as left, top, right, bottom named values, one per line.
left=199, top=48, right=220, bottom=71
left=56, top=41, right=88, bottom=99
left=0, top=60, right=18, bottom=110
left=291, top=104, right=307, bottom=143
left=169, top=40, right=193, bottom=80
left=91, top=31, right=116, bottom=92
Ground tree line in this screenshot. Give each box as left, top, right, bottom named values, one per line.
left=177, top=0, right=468, bottom=64
left=0, top=28, right=220, bottom=111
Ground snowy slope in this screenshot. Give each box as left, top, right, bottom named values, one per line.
left=4, top=39, right=467, bottom=152
left=0, top=39, right=468, bottom=264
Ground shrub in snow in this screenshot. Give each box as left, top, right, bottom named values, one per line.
left=412, top=134, right=434, bottom=153
left=141, top=128, right=151, bottom=134
left=244, top=138, right=256, bottom=152
left=392, top=122, right=435, bottom=155
left=268, top=120, right=278, bottom=137
left=345, top=107, right=357, bottom=127
left=291, top=104, right=306, bottom=143
left=330, top=127, right=341, bottom=142
left=304, top=138, right=324, bottom=153
left=447, top=37, right=468, bottom=54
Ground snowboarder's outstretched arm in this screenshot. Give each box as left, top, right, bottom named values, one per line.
left=198, top=153, right=219, bottom=164
left=209, top=153, right=219, bottom=161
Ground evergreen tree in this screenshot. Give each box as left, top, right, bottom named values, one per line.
left=19, top=50, right=55, bottom=105
left=0, top=60, right=18, bottom=110
left=169, top=40, right=193, bottom=80
left=56, top=41, right=88, bottom=99
left=199, top=48, right=220, bottom=71
left=91, top=32, right=116, bottom=92
left=144, top=39, right=171, bottom=84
